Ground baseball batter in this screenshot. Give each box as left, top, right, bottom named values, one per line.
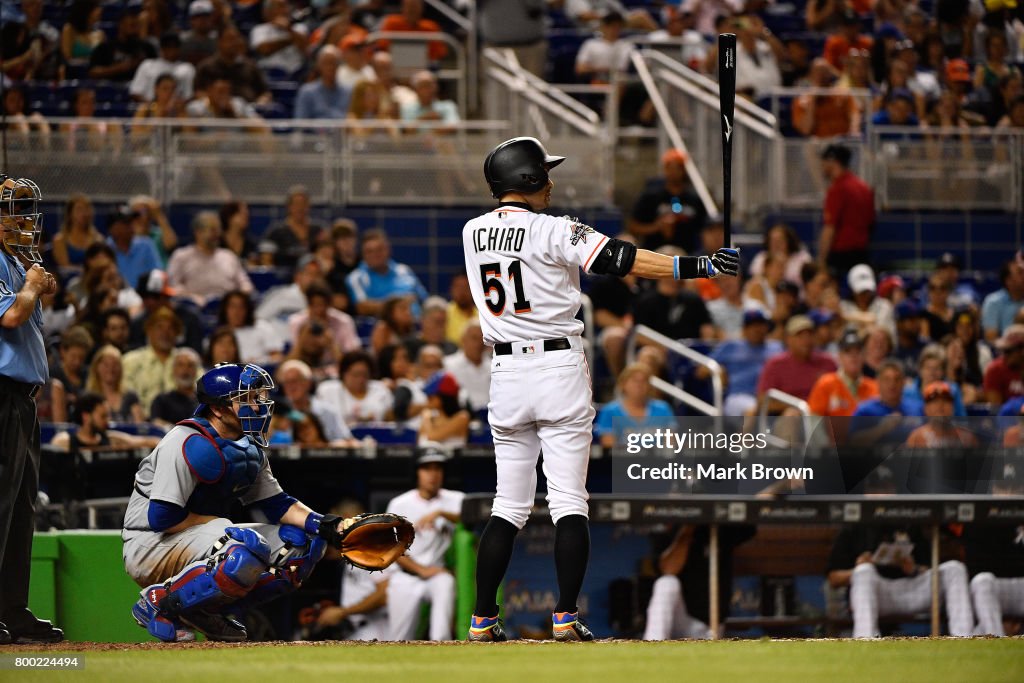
left=122, top=362, right=354, bottom=642
left=464, top=137, right=739, bottom=641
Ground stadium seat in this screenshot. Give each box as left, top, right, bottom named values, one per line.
left=351, top=424, right=418, bottom=444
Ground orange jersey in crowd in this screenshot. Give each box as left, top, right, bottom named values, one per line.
left=807, top=372, right=878, bottom=417
left=1005, top=425, right=1023, bottom=447
left=377, top=16, right=448, bottom=61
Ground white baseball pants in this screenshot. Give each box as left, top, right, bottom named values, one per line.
left=486, top=340, right=594, bottom=529
left=849, top=560, right=974, bottom=638
left=970, top=573, right=1024, bottom=636
left=385, top=570, right=456, bottom=641
left=643, top=575, right=714, bottom=640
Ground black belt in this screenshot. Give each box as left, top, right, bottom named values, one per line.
left=0, top=375, right=41, bottom=399
left=493, top=337, right=571, bottom=356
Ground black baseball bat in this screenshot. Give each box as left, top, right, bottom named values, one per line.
left=718, top=33, right=736, bottom=248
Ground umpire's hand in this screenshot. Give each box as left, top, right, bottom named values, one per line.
left=26, top=264, right=57, bottom=295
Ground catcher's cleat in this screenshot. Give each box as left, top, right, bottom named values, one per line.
left=0, top=624, right=10, bottom=645
left=468, top=614, right=508, bottom=642
left=180, top=611, right=247, bottom=642
left=552, top=612, right=594, bottom=642
left=132, top=588, right=182, bottom=643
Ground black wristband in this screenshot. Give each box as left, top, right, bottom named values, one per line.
left=675, top=255, right=705, bottom=279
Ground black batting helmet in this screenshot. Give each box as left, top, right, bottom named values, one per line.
left=483, top=137, right=565, bottom=199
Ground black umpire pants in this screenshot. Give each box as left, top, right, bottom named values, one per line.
left=0, top=383, right=42, bottom=628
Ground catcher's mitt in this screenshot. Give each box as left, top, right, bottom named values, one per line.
left=325, top=513, right=415, bottom=571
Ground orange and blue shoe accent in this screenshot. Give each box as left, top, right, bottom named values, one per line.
left=552, top=612, right=594, bottom=641
left=468, top=614, right=508, bottom=642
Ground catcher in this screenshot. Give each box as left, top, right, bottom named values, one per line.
left=122, top=362, right=413, bottom=642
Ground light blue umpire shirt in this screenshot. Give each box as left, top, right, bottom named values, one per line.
left=0, top=252, right=48, bottom=384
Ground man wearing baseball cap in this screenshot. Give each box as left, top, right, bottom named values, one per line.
left=384, top=448, right=464, bottom=641
left=181, top=0, right=218, bottom=65
left=983, top=324, right=1024, bottom=404
left=905, top=382, right=979, bottom=448
left=807, top=329, right=879, bottom=418
left=418, top=371, right=470, bottom=449
left=840, top=264, right=895, bottom=338
left=128, top=269, right=204, bottom=353
left=757, top=315, right=837, bottom=412
left=708, top=307, right=783, bottom=415
left=628, top=148, right=708, bottom=253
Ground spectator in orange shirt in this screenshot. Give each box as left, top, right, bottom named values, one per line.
left=905, top=382, right=979, bottom=448
left=379, top=0, right=448, bottom=63
left=792, top=58, right=861, bottom=138
left=823, top=11, right=872, bottom=70
left=808, top=329, right=879, bottom=417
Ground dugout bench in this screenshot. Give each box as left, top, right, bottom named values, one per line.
left=460, top=494, right=1024, bottom=639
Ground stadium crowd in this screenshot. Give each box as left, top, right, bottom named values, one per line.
left=0, top=0, right=1021, bottom=133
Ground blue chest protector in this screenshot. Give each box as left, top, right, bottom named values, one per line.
left=178, top=418, right=264, bottom=516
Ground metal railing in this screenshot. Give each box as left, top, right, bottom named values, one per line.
left=423, top=0, right=477, bottom=111
left=758, top=388, right=812, bottom=448
left=482, top=48, right=614, bottom=206
left=625, top=324, right=724, bottom=426
left=867, top=126, right=1022, bottom=212
left=5, top=117, right=516, bottom=206
left=629, top=50, right=717, bottom=218
left=640, top=50, right=779, bottom=223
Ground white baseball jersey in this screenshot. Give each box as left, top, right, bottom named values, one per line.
left=462, top=204, right=611, bottom=345
left=386, top=488, right=465, bottom=567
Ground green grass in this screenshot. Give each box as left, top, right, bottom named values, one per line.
left=8, top=639, right=1024, bottom=683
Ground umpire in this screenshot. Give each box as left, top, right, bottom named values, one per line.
left=0, top=175, right=63, bottom=644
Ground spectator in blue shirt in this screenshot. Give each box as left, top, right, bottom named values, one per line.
left=999, top=395, right=1024, bottom=416
left=854, top=360, right=923, bottom=417
left=903, top=344, right=967, bottom=417
left=852, top=359, right=922, bottom=445
left=346, top=229, right=428, bottom=317
left=708, top=308, right=784, bottom=416
left=871, top=88, right=919, bottom=128
left=294, top=46, right=351, bottom=120
left=982, top=258, right=1024, bottom=345
left=400, top=70, right=459, bottom=132
left=595, top=363, right=675, bottom=448
left=105, top=206, right=160, bottom=293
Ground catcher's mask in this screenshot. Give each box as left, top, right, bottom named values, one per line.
left=0, top=176, right=43, bottom=264
left=195, top=363, right=275, bottom=446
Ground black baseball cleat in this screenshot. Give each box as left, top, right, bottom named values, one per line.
left=0, top=622, right=11, bottom=645
left=467, top=615, right=508, bottom=642
left=552, top=612, right=594, bottom=642
left=179, top=611, right=247, bottom=642
left=8, top=619, right=64, bottom=644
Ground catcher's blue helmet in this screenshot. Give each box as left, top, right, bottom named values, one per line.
left=195, top=363, right=275, bottom=447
